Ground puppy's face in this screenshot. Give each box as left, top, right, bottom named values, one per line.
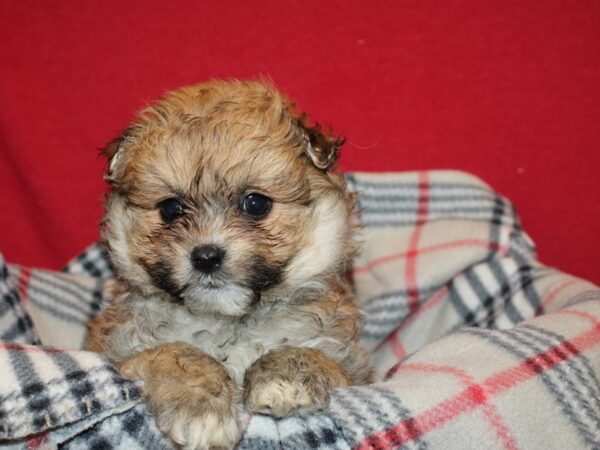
left=103, top=80, right=354, bottom=316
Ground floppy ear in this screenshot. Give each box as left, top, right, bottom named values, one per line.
left=297, top=118, right=344, bottom=171
left=101, top=130, right=131, bottom=184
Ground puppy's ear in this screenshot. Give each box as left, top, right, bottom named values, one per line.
left=101, top=130, right=131, bottom=184
left=297, top=118, right=344, bottom=171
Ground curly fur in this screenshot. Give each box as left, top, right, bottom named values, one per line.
left=87, top=79, right=372, bottom=449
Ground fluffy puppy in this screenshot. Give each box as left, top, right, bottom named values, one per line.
left=87, top=79, right=372, bottom=450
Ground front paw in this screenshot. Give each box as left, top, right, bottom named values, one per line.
left=245, top=377, right=329, bottom=418
left=119, top=342, right=241, bottom=450
left=168, top=410, right=240, bottom=450
left=243, top=347, right=351, bottom=418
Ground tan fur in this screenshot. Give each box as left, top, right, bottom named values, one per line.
left=243, top=347, right=351, bottom=417
left=88, top=79, right=372, bottom=449
left=119, top=342, right=240, bottom=450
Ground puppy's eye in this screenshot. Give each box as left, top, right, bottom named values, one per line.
left=241, top=193, right=272, bottom=219
left=157, top=198, right=185, bottom=222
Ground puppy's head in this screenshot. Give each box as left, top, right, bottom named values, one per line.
left=102, top=79, right=354, bottom=316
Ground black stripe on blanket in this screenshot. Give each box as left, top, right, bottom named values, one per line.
left=0, top=262, right=39, bottom=344
left=330, top=386, right=427, bottom=449
left=63, top=244, right=113, bottom=279
left=48, top=351, right=104, bottom=417
left=8, top=349, right=58, bottom=431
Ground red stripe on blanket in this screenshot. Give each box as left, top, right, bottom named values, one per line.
left=26, top=432, right=49, bottom=449
left=535, top=279, right=580, bottom=316
left=356, top=322, right=600, bottom=449
left=17, top=267, right=32, bottom=303
left=395, top=363, right=519, bottom=450
left=353, top=240, right=509, bottom=276
left=0, top=342, right=66, bottom=353
left=555, top=309, right=600, bottom=327
left=405, top=172, right=429, bottom=313
left=485, top=325, right=600, bottom=394
left=388, top=336, right=406, bottom=359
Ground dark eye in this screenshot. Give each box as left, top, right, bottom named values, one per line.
left=241, top=193, right=272, bottom=219
left=157, top=197, right=185, bottom=222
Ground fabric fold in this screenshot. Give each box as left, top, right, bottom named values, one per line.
left=0, top=171, right=597, bottom=449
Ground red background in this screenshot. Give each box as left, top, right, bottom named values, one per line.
left=0, top=1, right=598, bottom=285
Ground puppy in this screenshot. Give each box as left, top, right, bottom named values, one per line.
left=87, top=79, right=372, bottom=450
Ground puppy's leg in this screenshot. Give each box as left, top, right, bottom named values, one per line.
left=243, top=347, right=351, bottom=418
left=119, top=342, right=240, bottom=450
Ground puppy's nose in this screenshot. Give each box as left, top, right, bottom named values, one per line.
left=191, top=245, right=225, bottom=273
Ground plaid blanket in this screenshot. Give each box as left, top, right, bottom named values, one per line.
left=1, top=171, right=598, bottom=449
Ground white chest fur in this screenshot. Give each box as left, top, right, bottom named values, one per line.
left=106, top=295, right=336, bottom=385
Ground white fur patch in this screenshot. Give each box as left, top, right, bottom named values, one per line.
left=169, top=411, right=240, bottom=450
left=104, top=197, right=155, bottom=294
left=284, top=193, right=348, bottom=288
left=108, top=147, right=124, bottom=178
left=183, top=283, right=254, bottom=317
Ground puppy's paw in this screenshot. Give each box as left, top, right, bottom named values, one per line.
left=119, top=342, right=241, bottom=450
left=169, top=411, right=240, bottom=450
left=243, top=347, right=351, bottom=418
left=245, top=377, right=327, bottom=417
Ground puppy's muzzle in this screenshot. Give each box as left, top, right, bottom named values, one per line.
left=191, top=244, right=226, bottom=274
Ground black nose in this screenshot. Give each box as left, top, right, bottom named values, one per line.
left=191, top=245, right=225, bottom=273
